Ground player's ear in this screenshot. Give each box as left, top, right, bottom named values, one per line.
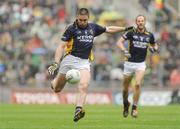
left=73, top=20, right=78, bottom=25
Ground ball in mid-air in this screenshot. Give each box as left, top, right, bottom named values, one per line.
left=66, top=69, right=81, bottom=84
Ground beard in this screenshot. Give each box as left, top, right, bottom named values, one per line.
left=77, top=23, right=88, bottom=29
left=137, top=25, right=145, bottom=31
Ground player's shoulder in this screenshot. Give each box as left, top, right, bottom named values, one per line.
left=88, top=22, right=101, bottom=28
left=144, top=29, right=154, bottom=36
left=88, top=22, right=95, bottom=26
left=124, top=29, right=134, bottom=36
left=65, top=23, right=75, bottom=30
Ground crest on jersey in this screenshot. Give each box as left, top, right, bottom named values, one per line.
left=77, top=30, right=81, bottom=34
left=89, top=29, right=94, bottom=35
left=85, top=30, right=88, bottom=35
left=146, top=37, right=150, bottom=42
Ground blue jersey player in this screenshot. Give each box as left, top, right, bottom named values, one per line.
left=48, top=8, right=134, bottom=122
left=117, top=15, right=158, bottom=118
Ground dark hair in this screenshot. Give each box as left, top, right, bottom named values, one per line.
left=136, top=14, right=146, bottom=21
left=77, top=8, right=89, bottom=17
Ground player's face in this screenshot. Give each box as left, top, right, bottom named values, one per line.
left=136, top=16, right=145, bottom=31
left=77, top=15, right=89, bottom=29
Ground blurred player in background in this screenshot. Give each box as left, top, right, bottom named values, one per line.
left=48, top=8, right=134, bottom=122
left=117, top=15, right=158, bottom=118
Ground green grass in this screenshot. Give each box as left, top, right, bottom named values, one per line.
left=0, top=104, right=180, bottom=129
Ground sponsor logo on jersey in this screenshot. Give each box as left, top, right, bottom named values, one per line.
left=132, top=41, right=148, bottom=48
left=77, top=35, right=94, bottom=42
left=89, top=29, right=94, bottom=35
left=146, top=37, right=150, bottom=42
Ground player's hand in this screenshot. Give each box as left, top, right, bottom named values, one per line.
left=149, top=46, right=158, bottom=53
left=123, top=50, right=131, bottom=58
left=124, top=26, right=135, bottom=32
left=48, top=62, right=59, bottom=76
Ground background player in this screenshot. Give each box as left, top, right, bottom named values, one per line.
left=116, top=15, right=158, bottom=118
left=48, top=8, right=134, bottom=122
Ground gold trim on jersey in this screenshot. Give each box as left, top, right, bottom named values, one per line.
left=144, top=31, right=150, bottom=35
left=64, top=38, right=94, bottom=61
left=89, top=50, right=94, bottom=61
left=65, top=38, right=73, bottom=56
left=135, top=28, right=150, bottom=35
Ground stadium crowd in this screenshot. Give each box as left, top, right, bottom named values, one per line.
left=0, top=0, right=179, bottom=88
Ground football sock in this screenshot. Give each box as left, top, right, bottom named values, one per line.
left=123, top=91, right=129, bottom=105
left=75, top=106, right=82, bottom=113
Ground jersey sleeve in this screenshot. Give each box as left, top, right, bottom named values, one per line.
left=122, top=31, right=132, bottom=40
left=149, top=33, right=155, bottom=45
left=61, top=25, right=73, bottom=41
left=94, top=24, right=106, bottom=37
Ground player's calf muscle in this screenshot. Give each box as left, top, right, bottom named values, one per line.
left=123, top=79, right=131, bottom=89
left=51, top=80, right=65, bottom=93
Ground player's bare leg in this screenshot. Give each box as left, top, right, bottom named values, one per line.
left=122, top=75, right=132, bottom=117
left=132, top=70, right=145, bottom=118
left=51, top=74, right=67, bottom=93
left=73, top=69, right=90, bottom=122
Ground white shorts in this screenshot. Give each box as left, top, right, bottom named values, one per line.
left=59, top=54, right=91, bottom=74
left=123, top=61, right=146, bottom=76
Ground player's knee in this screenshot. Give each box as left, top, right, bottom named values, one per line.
left=123, top=79, right=130, bottom=87
left=78, top=83, right=88, bottom=92
left=134, top=84, right=140, bottom=91
left=135, top=81, right=142, bottom=87
left=123, top=85, right=129, bottom=92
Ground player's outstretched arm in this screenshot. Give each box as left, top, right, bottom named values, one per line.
left=105, top=26, right=134, bottom=33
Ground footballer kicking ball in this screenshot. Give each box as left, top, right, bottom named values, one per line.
left=66, top=69, right=81, bottom=84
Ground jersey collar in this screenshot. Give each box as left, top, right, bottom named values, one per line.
left=135, top=27, right=147, bottom=34
left=74, top=20, right=89, bottom=29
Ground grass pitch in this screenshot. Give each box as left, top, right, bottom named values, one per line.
left=0, top=104, right=180, bottom=129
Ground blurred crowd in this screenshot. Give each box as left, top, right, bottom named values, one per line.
left=0, top=0, right=180, bottom=89
left=0, top=0, right=67, bottom=86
